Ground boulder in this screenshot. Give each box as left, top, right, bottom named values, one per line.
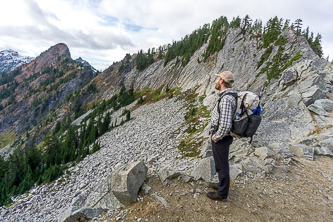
left=58, top=207, right=107, bottom=222
left=254, top=147, right=276, bottom=160
left=111, top=161, right=148, bottom=206
left=156, top=168, right=181, bottom=183
left=288, top=144, right=314, bottom=160
left=191, top=157, right=216, bottom=182
left=84, top=174, right=123, bottom=210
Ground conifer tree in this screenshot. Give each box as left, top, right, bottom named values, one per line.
left=294, top=19, right=303, bottom=36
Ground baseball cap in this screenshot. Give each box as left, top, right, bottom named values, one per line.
left=215, top=71, right=234, bottom=86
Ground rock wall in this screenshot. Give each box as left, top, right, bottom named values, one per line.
left=102, top=27, right=332, bottom=145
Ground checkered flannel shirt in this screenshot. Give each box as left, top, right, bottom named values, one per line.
left=210, top=88, right=236, bottom=141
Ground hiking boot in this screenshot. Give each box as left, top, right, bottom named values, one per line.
left=208, top=182, right=218, bottom=190
left=206, top=191, right=227, bottom=202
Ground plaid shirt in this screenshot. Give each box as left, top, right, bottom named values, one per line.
left=210, top=88, right=236, bottom=141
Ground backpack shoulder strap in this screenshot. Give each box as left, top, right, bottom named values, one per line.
left=217, top=92, right=238, bottom=118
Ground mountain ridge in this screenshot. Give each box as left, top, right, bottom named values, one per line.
left=0, top=15, right=332, bottom=221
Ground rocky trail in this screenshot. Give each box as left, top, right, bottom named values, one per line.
left=94, top=156, right=333, bottom=222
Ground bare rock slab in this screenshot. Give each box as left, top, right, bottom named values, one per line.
left=191, top=157, right=216, bottom=182
left=111, top=161, right=148, bottom=206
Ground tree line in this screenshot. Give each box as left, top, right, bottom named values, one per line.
left=0, top=84, right=135, bottom=206
left=133, top=15, right=324, bottom=72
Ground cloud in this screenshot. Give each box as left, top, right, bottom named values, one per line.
left=1, top=0, right=333, bottom=71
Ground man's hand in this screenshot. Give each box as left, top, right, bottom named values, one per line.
left=211, top=135, right=217, bottom=143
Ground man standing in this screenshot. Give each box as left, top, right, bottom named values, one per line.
left=207, top=71, right=236, bottom=202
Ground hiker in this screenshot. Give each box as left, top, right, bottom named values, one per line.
left=207, top=71, right=236, bottom=202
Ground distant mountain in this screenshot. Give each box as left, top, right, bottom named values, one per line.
left=75, top=57, right=97, bottom=73
left=0, top=49, right=34, bottom=74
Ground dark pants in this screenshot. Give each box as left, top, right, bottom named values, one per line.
left=211, top=136, right=233, bottom=198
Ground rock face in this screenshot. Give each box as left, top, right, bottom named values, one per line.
left=0, top=49, right=34, bottom=74
left=111, top=161, right=148, bottom=206
left=95, top=27, right=332, bottom=146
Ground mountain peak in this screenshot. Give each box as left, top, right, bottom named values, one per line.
left=39, top=43, right=71, bottom=60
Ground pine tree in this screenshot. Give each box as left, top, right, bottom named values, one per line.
left=312, top=33, right=323, bottom=58
left=294, top=19, right=303, bottom=36
left=126, top=110, right=131, bottom=121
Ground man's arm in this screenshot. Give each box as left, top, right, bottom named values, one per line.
left=212, top=96, right=234, bottom=142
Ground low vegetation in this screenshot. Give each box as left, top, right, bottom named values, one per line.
left=176, top=89, right=210, bottom=158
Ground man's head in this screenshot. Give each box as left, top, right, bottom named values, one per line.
left=214, top=71, right=234, bottom=91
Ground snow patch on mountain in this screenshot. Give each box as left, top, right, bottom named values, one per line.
left=0, top=49, right=34, bottom=75
left=75, top=57, right=97, bottom=73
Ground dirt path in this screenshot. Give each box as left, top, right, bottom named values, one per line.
left=97, top=156, right=333, bottom=222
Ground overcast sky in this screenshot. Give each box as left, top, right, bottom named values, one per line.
left=1, top=0, right=332, bottom=71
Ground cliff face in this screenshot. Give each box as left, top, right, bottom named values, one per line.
left=0, top=43, right=94, bottom=138
left=92, top=27, right=332, bottom=145
left=14, top=43, right=71, bottom=84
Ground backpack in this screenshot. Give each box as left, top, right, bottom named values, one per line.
left=216, top=91, right=262, bottom=143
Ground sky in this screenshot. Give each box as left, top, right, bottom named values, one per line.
left=0, top=0, right=332, bottom=71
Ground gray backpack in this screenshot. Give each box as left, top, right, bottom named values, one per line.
left=216, top=91, right=262, bottom=143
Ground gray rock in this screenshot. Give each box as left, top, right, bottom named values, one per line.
left=244, top=166, right=262, bottom=174
left=151, top=194, right=167, bottom=208
left=140, top=183, right=151, bottom=194
left=319, top=138, right=333, bottom=152
left=229, top=164, right=243, bottom=181
left=147, top=155, right=159, bottom=164
left=314, top=115, right=327, bottom=124
left=313, top=99, right=333, bottom=111
left=308, top=103, right=329, bottom=116
left=180, top=174, right=193, bottom=183
left=267, top=143, right=293, bottom=157
left=288, top=144, right=314, bottom=160
left=254, top=147, right=275, bottom=160
left=315, top=147, right=333, bottom=157
left=263, top=165, right=274, bottom=174
left=301, top=86, right=326, bottom=106
left=111, top=161, right=148, bottom=206
left=58, top=207, right=107, bottom=222
left=157, top=168, right=181, bottom=183
left=191, top=157, right=216, bottom=182
left=279, top=67, right=297, bottom=90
